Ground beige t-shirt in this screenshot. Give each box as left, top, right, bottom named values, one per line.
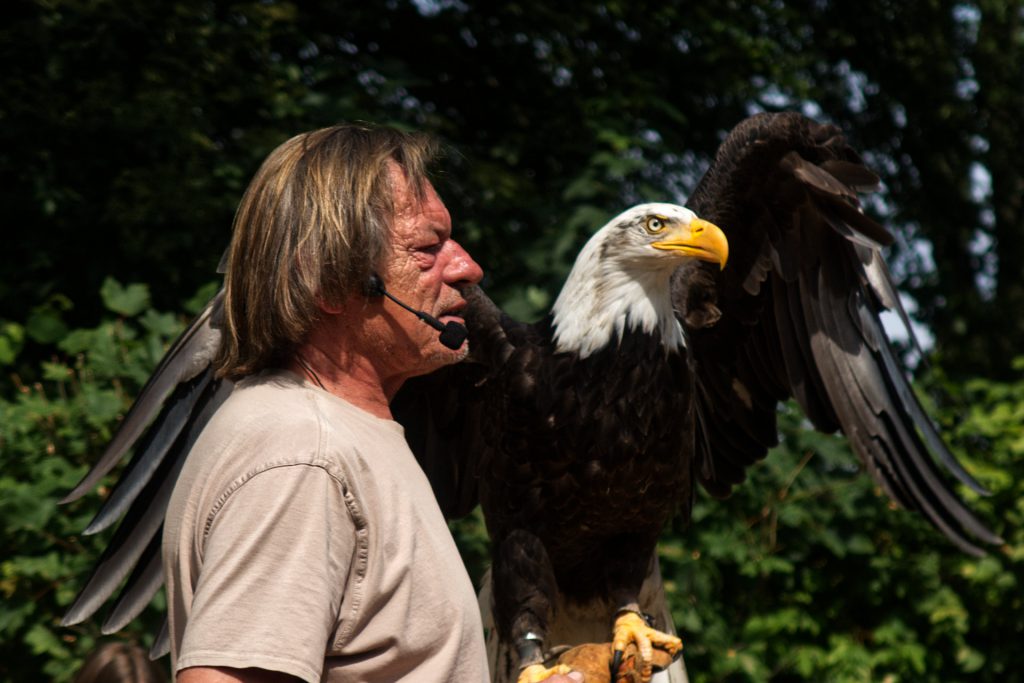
left=162, top=370, right=488, bottom=682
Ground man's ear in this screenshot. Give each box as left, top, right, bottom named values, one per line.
left=316, top=278, right=382, bottom=315
left=315, top=294, right=345, bottom=315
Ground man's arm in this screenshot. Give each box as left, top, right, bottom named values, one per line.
left=174, top=466, right=354, bottom=682
left=178, top=666, right=303, bottom=682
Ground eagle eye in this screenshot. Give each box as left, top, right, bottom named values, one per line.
left=644, top=216, right=668, bottom=234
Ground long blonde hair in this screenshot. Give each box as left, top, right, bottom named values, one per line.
left=214, top=123, right=439, bottom=379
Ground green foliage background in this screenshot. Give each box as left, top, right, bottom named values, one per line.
left=1, top=1, right=1021, bottom=681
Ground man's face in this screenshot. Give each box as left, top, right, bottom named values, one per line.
left=374, top=163, right=483, bottom=382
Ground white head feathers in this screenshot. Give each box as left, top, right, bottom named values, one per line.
left=551, top=203, right=698, bottom=358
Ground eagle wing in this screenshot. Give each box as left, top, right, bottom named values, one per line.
left=59, top=291, right=231, bottom=656
left=390, top=284, right=544, bottom=519
left=389, top=352, right=489, bottom=520
left=677, top=112, right=1000, bottom=555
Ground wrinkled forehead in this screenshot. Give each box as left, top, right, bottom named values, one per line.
left=387, top=163, right=451, bottom=238
left=387, top=161, right=438, bottom=212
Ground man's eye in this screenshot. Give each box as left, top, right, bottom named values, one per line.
left=412, top=244, right=441, bottom=268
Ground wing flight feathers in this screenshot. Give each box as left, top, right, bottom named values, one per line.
left=61, top=292, right=224, bottom=504
left=150, top=619, right=170, bottom=659
left=680, top=112, right=998, bottom=553
left=101, top=533, right=163, bottom=633
left=61, top=294, right=231, bottom=632
left=83, top=370, right=213, bottom=535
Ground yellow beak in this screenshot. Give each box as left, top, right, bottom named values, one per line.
left=651, top=217, right=729, bottom=270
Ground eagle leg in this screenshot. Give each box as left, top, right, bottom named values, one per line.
left=610, top=609, right=682, bottom=683
left=493, top=529, right=560, bottom=681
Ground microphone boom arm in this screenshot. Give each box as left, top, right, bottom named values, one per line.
left=366, top=273, right=469, bottom=351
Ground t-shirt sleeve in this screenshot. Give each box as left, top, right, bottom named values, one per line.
left=177, top=463, right=356, bottom=682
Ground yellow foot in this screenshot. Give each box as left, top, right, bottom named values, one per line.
left=611, top=611, right=683, bottom=683
left=517, top=662, right=574, bottom=683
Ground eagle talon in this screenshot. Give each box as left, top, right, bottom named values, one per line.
left=611, top=611, right=683, bottom=683
left=610, top=648, right=624, bottom=680
left=517, top=663, right=573, bottom=683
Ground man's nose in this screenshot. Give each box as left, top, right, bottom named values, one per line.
left=446, top=240, right=484, bottom=286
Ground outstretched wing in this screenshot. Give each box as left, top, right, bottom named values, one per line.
left=677, top=112, right=1000, bottom=555
left=60, top=291, right=231, bottom=656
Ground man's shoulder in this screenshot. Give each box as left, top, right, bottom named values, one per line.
left=231, top=368, right=311, bottom=408
left=199, top=370, right=325, bottom=456
left=207, top=370, right=315, bottom=436
left=184, top=369, right=409, bottom=496
left=203, top=369, right=396, bottom=462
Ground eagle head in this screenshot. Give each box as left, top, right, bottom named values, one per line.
left=551, top=203, right=728, bottom=358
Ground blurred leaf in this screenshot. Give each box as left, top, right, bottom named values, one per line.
left=99, top=278, right=150, bottom=317
left=0, top=322, right=25, bottom=365
left=24, top=622, right=70, bottom=659
left=26, top=300, right=70, bottom=345
left=183, top=280, right=222, bottom=315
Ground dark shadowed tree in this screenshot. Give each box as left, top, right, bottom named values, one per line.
left=3, top=1, right=1020, bottom=373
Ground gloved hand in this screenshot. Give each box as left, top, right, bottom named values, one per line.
left=551, top=641, right=676, bottom=683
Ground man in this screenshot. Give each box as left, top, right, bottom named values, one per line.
left=161, top=124, right=581, bottom=682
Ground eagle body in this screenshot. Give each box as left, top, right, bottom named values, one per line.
left=463, top=204, right=710, bottom=618
left=478, top=321, right=696, bottom=604
left=427, top=203, right=723, bottom=682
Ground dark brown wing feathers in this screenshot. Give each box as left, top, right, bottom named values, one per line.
left=679, top=112, right=999, bottom=555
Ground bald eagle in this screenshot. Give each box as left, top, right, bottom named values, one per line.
left=60, top=112, right=999, bottom=682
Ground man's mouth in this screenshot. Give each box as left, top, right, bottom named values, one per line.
left=438, top=301, right=466, bottom=322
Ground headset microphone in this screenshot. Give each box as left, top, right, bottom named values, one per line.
left=366, top=273, right=469, bottom=351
